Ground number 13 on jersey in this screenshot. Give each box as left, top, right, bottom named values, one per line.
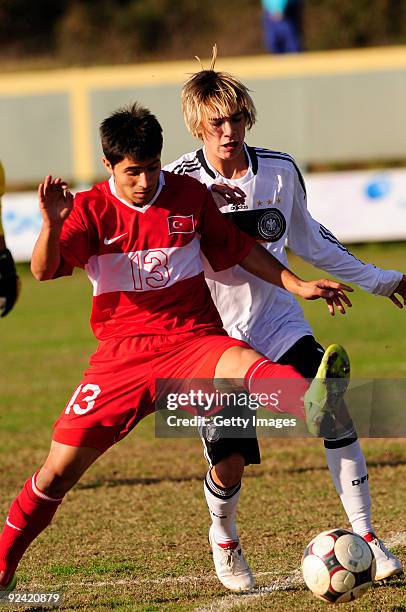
left=130, top=249, right=170, bottom=290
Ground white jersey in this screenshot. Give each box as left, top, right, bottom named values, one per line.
left=164, top=146, right=402, bottom=360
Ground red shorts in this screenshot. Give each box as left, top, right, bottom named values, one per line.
left=53, top=332, right=249, bottom=452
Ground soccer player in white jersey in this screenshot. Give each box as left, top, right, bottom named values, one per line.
left=0, top=103, right=353, bottom=592
left=0, top=161, right=19, bottom=317
left=164, top=55, right=405, bottom=587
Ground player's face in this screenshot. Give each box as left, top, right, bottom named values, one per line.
left=200, top=109, right=246, bottom=163
left=104, top=155, right=162, bottom=206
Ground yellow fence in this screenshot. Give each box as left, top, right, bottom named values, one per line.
left=1, top=46, right=406, bottom=184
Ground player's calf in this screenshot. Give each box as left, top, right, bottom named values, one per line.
left=0, top=442, right=101, bottom=587
left=0, top=473, right=63, bottom=588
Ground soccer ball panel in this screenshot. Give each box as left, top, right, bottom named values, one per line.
left=312, top=534, right=336, bottom=557
left=302, top=555, right=331, bottom=595
left=335, top=581, right=373, bottom=603
left=307, top=529, right=335, bottom=547
left=330, top=568, right=355, bottom=592
left=335, top=534, right=373, bottom=572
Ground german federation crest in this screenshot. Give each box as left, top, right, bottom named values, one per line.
left=204, top=418, right=221, bottom=443
left=257, top=209, right=286, bottom=242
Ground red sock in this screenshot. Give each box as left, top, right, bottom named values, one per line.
left=0, top=472, right=63, bottom=585
left=363, top=532, right=376, bottom=543
left=244, top=358, right=309, bottom=418
left=217, top=541, right=239, bottom=550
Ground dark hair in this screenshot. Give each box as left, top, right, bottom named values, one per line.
left=100, top=102, right=163, bottom=166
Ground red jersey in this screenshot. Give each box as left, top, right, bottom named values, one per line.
left=56, top=171, right=255, bottom=340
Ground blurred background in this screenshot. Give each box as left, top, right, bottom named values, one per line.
left=1, top=0, right=406, bottom=67
left=1, top=0, right=406, bottom=259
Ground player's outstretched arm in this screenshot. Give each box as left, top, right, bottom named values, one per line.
left=31, top=175, right=73, bottom=281
left=240, top=243, right=353, bottom=316
left=389, top=274, right=406, bottom=309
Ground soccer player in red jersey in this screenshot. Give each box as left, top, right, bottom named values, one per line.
left=0, top=103, right=352, bottom=592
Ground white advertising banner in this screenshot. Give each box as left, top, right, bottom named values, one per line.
left=2, top=168, right=406, bottom=262
left=2, top=192, right=42, bottom=262
left=306, top=169, right=406, bottom=243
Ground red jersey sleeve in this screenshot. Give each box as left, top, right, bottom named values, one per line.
left=54, top=194, right=95, bottom=277
left=198, top=190, right=256, bottom=272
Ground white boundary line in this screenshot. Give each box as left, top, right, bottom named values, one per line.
left=194, top=570, right=303, bottom=612
left=27, top=569, right=296, bottom=592
left=386, top=532, right=406, bottom=547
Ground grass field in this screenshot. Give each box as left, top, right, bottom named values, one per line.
left=1, top=243, right=406, bottom=611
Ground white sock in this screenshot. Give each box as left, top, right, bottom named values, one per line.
left=325, top=439, right=373, bottom=536
left=204, top=469, right=240, bottom=545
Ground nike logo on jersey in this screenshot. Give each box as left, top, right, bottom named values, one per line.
left=103, top=232, right=128, bottom=245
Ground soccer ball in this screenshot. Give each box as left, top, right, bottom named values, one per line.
left=302, top=528, right=376, bottom=603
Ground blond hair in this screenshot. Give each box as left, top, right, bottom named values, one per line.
left=182, top=45, right=257, bottom=139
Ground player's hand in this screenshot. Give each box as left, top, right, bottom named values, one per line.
left=211, top=184, right=246, bottom=208
left=38, top=175, right=73, bottom=228
left=0, top=248, right=20, bottom=317
left=389, top=274, right=406, bottom=309
left=297, top=279, right=353, bottom=316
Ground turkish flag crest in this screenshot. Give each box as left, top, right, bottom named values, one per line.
left=167, top=214, right=195, bottom=234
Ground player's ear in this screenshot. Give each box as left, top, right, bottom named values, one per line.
left=102, top=158, right=113, bottom=175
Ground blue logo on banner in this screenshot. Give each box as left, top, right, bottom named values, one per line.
left=365, top=175, right=391, bottom=200
left=4, top=209, right=42, bottom=235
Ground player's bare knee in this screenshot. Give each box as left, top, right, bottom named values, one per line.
left=216, top=346, right=262, bottom=380
left=36, top=465, right=80, bottom=498
left=35, top=442, right=101, bottom=497
left=212, top=453, right=245, bottom=488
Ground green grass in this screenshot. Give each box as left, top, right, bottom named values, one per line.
left=293, top=241, right=406, bottom=377
left=0, top=244, right=405, bottom=611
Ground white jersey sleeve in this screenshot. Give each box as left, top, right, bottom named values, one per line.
left=287, top=172, right=402, bottom=297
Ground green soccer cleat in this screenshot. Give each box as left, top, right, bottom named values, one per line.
left=0, top=573, right=17, bottom=593
left=304, top=344, right=350, bottom=437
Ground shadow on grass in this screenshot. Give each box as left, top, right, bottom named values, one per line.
left=288, top=458, right=406, bottom=475
left=77, top=470, right=267, bottom=490
left=77, top=475, right=203, bottom=490
left=77, top=457, right=406, bottom=490
left=372, top=574, right=406, bottom=593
